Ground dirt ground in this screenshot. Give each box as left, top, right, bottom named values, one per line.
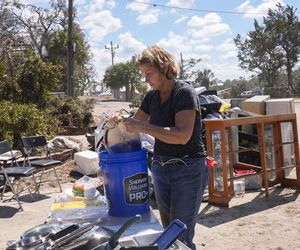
left=1, top=97, right=300, bottom=249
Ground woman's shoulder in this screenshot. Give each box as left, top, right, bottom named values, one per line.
left=175, top=80, right=196, bottom=94
left=143, top=89, right=159, bottom=103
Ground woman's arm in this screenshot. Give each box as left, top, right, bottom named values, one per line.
left=125, top=109, right=196, bottom=145
left=132, top=108, right=149, bottom=121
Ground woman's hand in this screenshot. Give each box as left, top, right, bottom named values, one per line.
left=124, top=118, right=144, bottom=133
left=105, top=116, right=119, bottom=129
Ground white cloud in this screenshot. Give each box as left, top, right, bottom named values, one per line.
left=156, top=31, right=245, bottom=81
left=222, top=50, right=237, bottom=59
left=236, top=0, right=285, bottom=18
left=174, top=16, right=188, bottom=24
left=157, top=32, right=213, bottom=64
left=92, top=33, right=146, bottom=80
left=22, top=0, right=49, bottom=4
left=74, top=0, right=87, bottom=6
left=126, top=1, right=161, bottom=25
left=91, top=47, right=112, bottom=79
left=118, top=32, right=146, bottom=56
left=137, top=9, right=160, bottom=24
left=81, top=0, right=116, bottom=14
left=194, top=44, right=214, bottom=52
left=81, top=10, right=122, bottom=45
left=217, top=38, right=236, bottom=52
left=167, top=0, right=195, bottom=8
left=126, top=0, right=150, bottom=12
left=213, top=61, right=250, bottom=80
left=158, top=32, right=192, bottom=55
left=187, top=13, right=230, bottom=38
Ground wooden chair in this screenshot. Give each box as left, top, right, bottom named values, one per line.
left=0, top=140, right=37, bottom=211
left=21, top=135, right=62, bottom=194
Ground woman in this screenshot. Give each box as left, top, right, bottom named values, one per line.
left=124, top=45, right=208, bottom=249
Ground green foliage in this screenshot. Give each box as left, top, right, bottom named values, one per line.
left=18, top=56, right=62, bottom=107
left=103, top=59, right=143, bottom=101
left=47, top=27, right=94, bottom=96
left=46, top=97, right=95, bottom=128
left=0, top=101, right=60, bottom=150
left=222, top=77, right=259, bottom=98
left=178, top=57, right=201, bottom=80
left=130, top=83, right=148, bottom=108
left=265, top=4, right=300, bottom=92
left=194, top=69, right=216, bottom=89
left=234, top=4, right=300, bottom=96
left=2, top=1, right=95, bottom=97
left=0, top=61, right=21, bottom=100
left=0, top=55, right=62, bottom=107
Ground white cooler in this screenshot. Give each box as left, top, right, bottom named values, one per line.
left=74, top=150, right=99, bottom=175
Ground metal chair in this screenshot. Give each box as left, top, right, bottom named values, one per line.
left=21, top=135, right=62, bottom=194
left=0, top=140, right=37, bottom=211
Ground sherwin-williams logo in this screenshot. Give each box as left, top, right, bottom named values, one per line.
left=124, top=173, right=149, bottom=204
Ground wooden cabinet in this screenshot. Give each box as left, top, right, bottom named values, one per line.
left=204, top=113, right=300, bottom=207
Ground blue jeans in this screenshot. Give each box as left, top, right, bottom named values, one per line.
left=151, top=156, right=209, bottom=250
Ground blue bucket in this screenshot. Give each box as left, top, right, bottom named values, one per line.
left=99, top=149, right=150, bottom=217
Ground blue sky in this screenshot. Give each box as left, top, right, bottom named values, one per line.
left=26, top=0, right=300, bottom=82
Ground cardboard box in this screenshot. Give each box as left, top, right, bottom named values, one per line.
left=265, top=98, right=295, bottom=115
left=74, top=150, right=99, bottom=175
left=240, top=95, right=270, bottom=115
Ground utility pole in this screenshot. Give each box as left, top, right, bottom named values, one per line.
left=67, top=0, right=74, bottom=97
left=105, top=41, right=119, bottom=98
left=179, top=52, right=184, bottom=79
left=105, top=41, right=119, bottom=66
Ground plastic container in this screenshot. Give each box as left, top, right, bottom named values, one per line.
left=99, top=149, right=149, bottom=217
left=234, top=178, right=245, bottom=197
left=104, top=122, right=141, bottom=154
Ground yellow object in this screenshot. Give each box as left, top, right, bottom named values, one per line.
left=219, top=103, right=231, bottom=112
left=51, top=200, right=104, bottom=210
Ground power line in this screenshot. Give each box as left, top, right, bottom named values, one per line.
left=127, top=0, right=271, bottom=15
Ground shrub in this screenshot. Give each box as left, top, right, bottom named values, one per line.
left=0, top=101, right=60, bottom=150
left=46, top=97, right=95, bottom=128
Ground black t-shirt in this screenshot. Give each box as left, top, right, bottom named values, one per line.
left=140, top=80, right=206, bottom=158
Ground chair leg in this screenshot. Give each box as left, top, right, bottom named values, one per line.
left=20, top=177, right=35, bottom=201
left=31, top=173, right=40, bottom=195
left=1, top=182, right=6, bottom=200
left=4, top=178, right=23, bottom=211
left=52, top=167, right=62, bottom=192
left=35, top=169, right=46, bottom=194
left=15, top=179, right=21, bottom=195
left=27, top=185, right=34, bottom=201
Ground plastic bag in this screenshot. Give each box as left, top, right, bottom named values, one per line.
left=72, top=175, right=99, bottom=198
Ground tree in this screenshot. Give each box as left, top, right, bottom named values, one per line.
left=265, top=4, right=300, bottom=92
left=194, top=69, right=216, bottom=89
left=103, top=59, right=142, bottom=101
left=48, top=26, right=94, bottom=96
left=178, top=55, right=201, bottom=81
left=234, top=4, right=300, bottom=96
left=18, top=56, right=62, bottom=108
left=3, top=0, right=95, bottom=97
left=234, top=20, right=283, bottom=90
left=9, top=0, right=66, bottom=59
left=0, top=1, right=21, bottom=42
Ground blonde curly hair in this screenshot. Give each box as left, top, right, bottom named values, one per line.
left=137, top=45, right=178, bottom=80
